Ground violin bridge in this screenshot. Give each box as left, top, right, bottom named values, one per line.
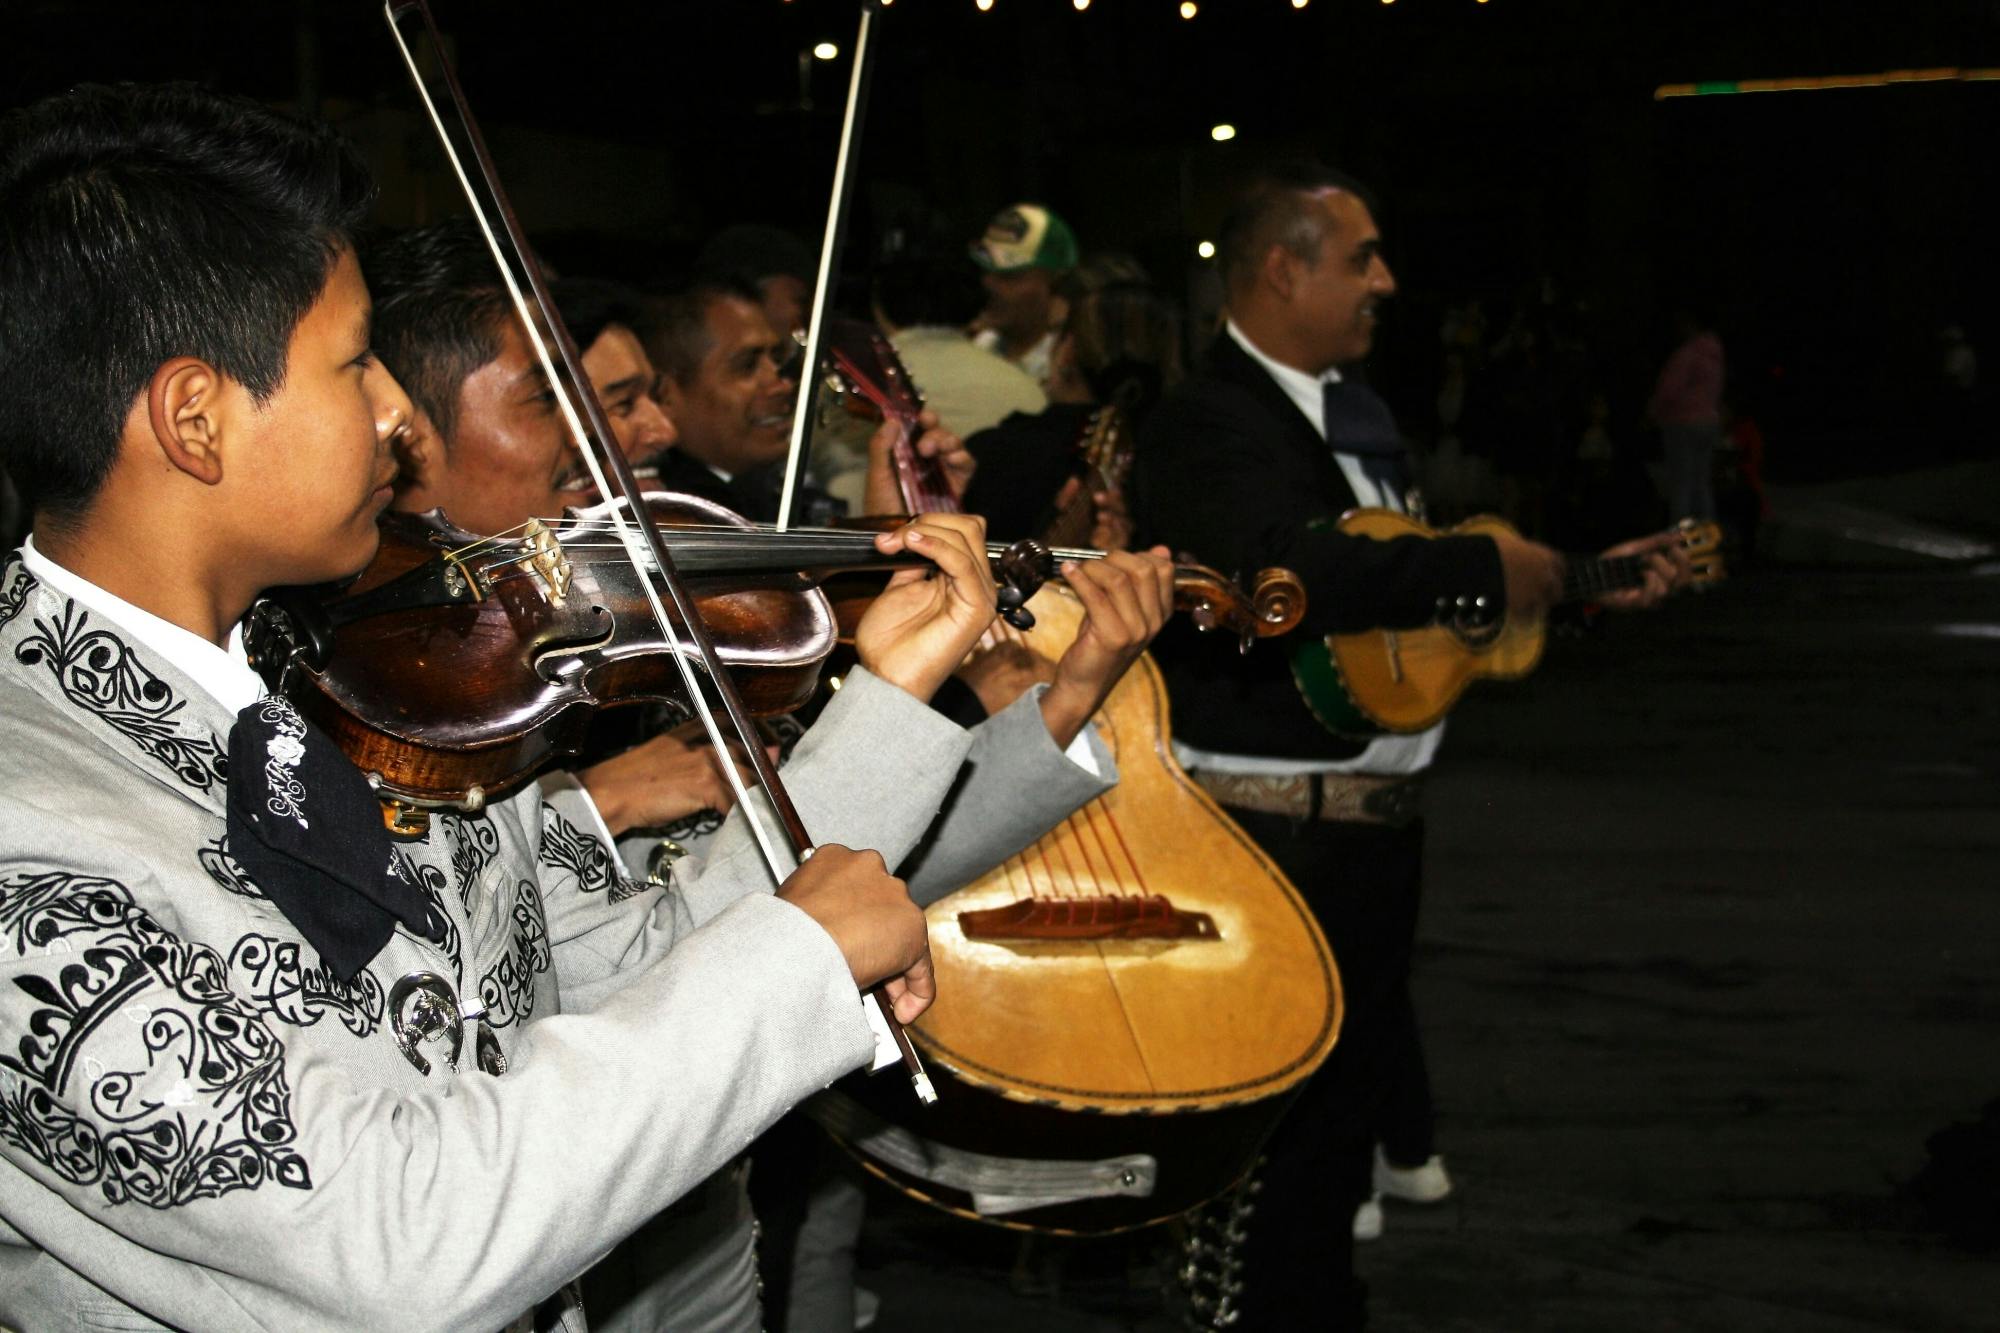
left=476, top=517, right=577, bottom=604
left=522, top=518, right=572, bottom=601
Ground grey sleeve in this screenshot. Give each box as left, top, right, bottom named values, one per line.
left=664, top=666, right=975, bottom=927
left=899, top=682, right=1118, bottom=907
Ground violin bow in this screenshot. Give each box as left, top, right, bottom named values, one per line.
left=383, top=0, right=936, bottom=1103
left=776, top=0, right=888, bottom=533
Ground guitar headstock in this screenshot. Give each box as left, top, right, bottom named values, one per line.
left=1674, top=518, right=1727, bottom=587
left=821, top=316, right=923, bottom=427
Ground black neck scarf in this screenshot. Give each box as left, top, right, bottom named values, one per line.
left=226, top=697, right=444, bottom=981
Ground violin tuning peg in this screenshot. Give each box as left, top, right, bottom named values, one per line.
left=1003, top=605, right=1038, bottom=631
left=996, top=584, right=1026, bottom=612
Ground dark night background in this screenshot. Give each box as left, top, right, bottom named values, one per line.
left=4, top=0, right=1995, bottom=481
left=4, top=8, right=1999, bottom=1327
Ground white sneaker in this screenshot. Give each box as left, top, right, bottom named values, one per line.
left=1351, top=1193, right=1384, bottom=1242
left=1373, top=1145, right=1452, bottom=1204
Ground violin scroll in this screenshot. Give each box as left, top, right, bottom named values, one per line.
left=1170, top=561, right=1308, bottom=653
left=1249, top=567, right=1307, bottom=639
left=993, top=538, right=1055, bottom=631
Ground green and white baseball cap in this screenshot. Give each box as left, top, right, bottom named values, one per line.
left=969, top=203, right=1079, bottom=273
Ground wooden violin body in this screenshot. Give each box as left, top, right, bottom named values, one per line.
left=1290, top=510, right=1725, bottom=736
left=829, top=583, right=1342, bottom=1235
left=247, top=498, right=834, bottom=828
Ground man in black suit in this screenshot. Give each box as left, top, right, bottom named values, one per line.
left=1134, top=162, right=1685, bottom=1329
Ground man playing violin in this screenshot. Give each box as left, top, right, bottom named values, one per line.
left=364, top=219, right=1179, bottom=1330
left=0, top=82, right=1024, bottom=1333
left=1133, top=161, right=1693, bottom=1330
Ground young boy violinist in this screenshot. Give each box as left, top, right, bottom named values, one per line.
left=0, top=82, right=1081, bottom=1332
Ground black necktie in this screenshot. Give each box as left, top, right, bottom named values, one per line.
left=1322, top=378, right=1410, bottom=501
left=227, top=697, right=443, bottom=981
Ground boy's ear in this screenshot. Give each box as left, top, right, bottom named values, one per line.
left=146, top=357, right=228, bottom=486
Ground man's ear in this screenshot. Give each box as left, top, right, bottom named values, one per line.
left=655, top=372, right=687, bottom=418
left=389, top=408, right=446, bottom=504
left=146, top=357, right=228, bottom=486
left=1260, top=245, right=1299, bottom=302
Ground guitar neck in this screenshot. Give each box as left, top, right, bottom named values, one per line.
left=1560, top=553, right=1647, bottom=605
left=892, top=413, right=961, bottom=515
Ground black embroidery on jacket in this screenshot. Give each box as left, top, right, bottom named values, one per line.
left=439, top=813, right=500, bottom=909
left=390, top=850, right=462, bottom=988
left=477, top=879, right=549, bottom=1028
left=12, top=603, right=229, bottom=794
left=538, top=803, right=623, bottom=898
left=0, top=871, right=311, bottom=1208
left=226, top=934, right=384, bottom=1038
left=198, top=837, right=262, bottom=899
left=0, top=559, right=30, bottom=632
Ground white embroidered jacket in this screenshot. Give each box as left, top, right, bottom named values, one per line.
left=0, top=551, right=1111, bottom=1331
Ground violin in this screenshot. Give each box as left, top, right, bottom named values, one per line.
left=244, top=493, right=1300, bottom=834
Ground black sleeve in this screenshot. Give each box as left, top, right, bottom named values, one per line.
left=1133, top=383, right=1505, bottom=637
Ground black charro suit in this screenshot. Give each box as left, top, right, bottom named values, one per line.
left=1134, top=332, right=1505, bottom=1330
left=1134, top=330, right=1504, bottom=761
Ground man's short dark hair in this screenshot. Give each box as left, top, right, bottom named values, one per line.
left=552, top=277, right=650, bottom=356
left=0, top=82, right=373, bottom=520
left=363, top=220, right=512, bottom=443
left=692, top=223, right=815, bottom=291
left=646, top=279, right=763, bottom=385
left=1216, top=160, right=1378, bottom=301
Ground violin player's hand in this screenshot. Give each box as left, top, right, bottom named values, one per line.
left=777, top=844, right=935, bottom=1024
left=856, top=512, right=999, bottom=704
left=1594, top=529, right=1693, bottom=611
left=1040, top=546, right=1176, bottom=748
left=577, top=731, right=762, bottom=837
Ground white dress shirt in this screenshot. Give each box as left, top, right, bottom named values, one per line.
left=21, top=535, right=266, bottom=715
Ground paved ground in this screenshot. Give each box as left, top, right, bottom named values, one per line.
left=854, top=549, right=2000, bottom=1331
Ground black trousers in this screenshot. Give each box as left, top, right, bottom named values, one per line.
left=1225, top=810, right=1432, bottom=1332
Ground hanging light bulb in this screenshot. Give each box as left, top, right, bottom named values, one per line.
left=1292, top=0, right=1309, bottom=8
left=1074, top=0, right=1090, bottom=9
left=1210, top=123, right=1236, bottom=142
left=976, top=0, right=994, bottom=10
left=1197, top=240, right=1216, bottom=259
left=1180, top=1, right=1198, bottom=17
left=812, top=42, right=839, bottom=60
